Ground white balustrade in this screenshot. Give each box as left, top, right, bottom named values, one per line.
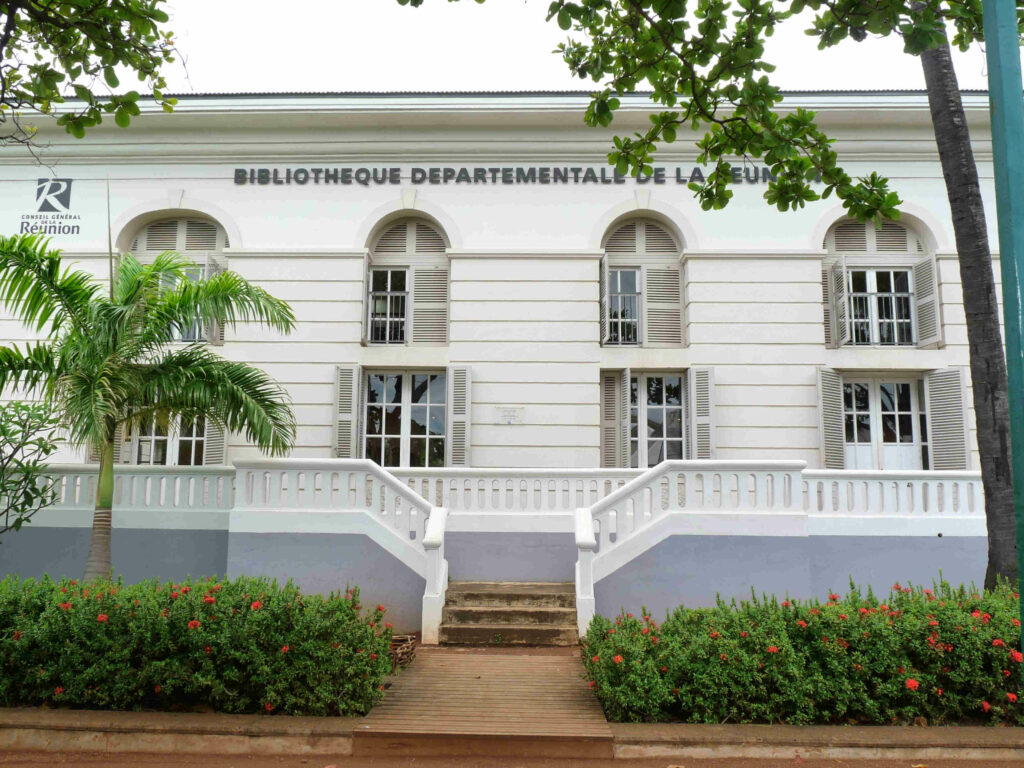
left=45, top=464, right=234, bottom=513
left=391, top=468, right=639, bottom=513
left=421, top=506, right=450, bottom=644
left=803, top=469, right=984, bottom=516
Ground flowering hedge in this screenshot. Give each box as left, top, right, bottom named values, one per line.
left=0, top=575, right=392, bottom=715
left=584, top=581, right=1023, bottom=725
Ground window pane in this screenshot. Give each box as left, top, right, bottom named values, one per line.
left=155, top=414, right=169, bottom=436
left=372, top=271, right=388, bottom=291
left=153, top=440, right=168, bottom=465
left=389, top=319, right=405, bottom=343
left=666, top=440, right=683, bottom=460
left=851, top=271, right=867, bottom=293
left=647, top=441, right=664, bottom=466
left=429, top=374, right=446, bottom=403
left=390, top=270, right=406, bottom=292
left=429, top=406, right=445, bottom=436
left=410, top=405, right=427, bottom=435
left=629, top=441, right=639, bottom=469
left=896, top=383, right=911, bottom=411
left=899, top=415, right=913, bottom=443
left=920, top=413, right=928, bottom=442
left=879, top=323, right=894, bottom=345
left=666, top=410, right=682, bottom=438
left=894, top=271, right=910, bottom=292
left=194, top=442, right=204, bottom=466
left=384, top=437, right=401, bottom=467
left=389, top=295, right=405, bottom=316
left=857, top=414, right=871, bottom=442
left=630, top=378, right=638, bottom=407
left=845, top=414, right=854, bottom=442
left=410, top=437, right=425, bottom=467
left=854, top=384, right=869, bottom=411
left=843, top=384, right=852, bottom=410
left=367, top=375, right=385, bottom=404
left=386, top=375, right=402, bottom=403
left=665, top=377, right=682, bottom=406
left=621, top=321, right=637, bottom=344
left=385, top=405, right=402, bottom=435
left=428, top=438, right=445, bottom=468
left=647, top=377, right=663, bottom=405
left=366, top=437, right=382, bottom=463
left=178, top=440, right=193, bottom=466
left=647, top=408, right=664, bottom=438
left=411, top=375, right=430, bottom=404
left=138, top=441, right=152, bottom=464
left=879, top=384, right=895, bottom=413
left=619, top=270, right=637, bottom=294
left=629, top=408, right=638, bottom=439
left=876, top=271, right=892, bottom=293
left=366, top=406, right=382, bottom=436
left=882, top=413, right=897, bottom=443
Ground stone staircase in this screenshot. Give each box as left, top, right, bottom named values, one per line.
left=439, top=581, right=578, bottom=646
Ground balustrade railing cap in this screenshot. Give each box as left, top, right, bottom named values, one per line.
left=802, top=469, right=982, bottom=480
left=50, top=464, right=233, bottom=475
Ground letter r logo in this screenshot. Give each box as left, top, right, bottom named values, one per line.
left=36, top=179, right=73, bottom=212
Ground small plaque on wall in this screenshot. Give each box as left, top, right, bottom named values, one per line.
left=496, top=406, right=524, bottom=425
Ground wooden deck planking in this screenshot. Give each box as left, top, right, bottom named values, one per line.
left=355, top=647, right=611, bottom=740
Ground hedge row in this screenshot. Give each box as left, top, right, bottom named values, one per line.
left=0, top=575, right=392, bottom=715
left=584, top=581, right=1024, bottom=724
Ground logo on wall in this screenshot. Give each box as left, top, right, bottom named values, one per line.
left=35, top=178, right=73, bottom=212
left=19, top=178, right=82, bottom=235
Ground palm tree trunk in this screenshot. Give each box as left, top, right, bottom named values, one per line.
left=83, top=439, right=115, bottom=581
left=920, top=37, right=1017, bottom=587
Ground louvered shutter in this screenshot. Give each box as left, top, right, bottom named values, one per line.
left=446, top=366, right=471, bottom=466
left=924, top=367, right=969, bottom=470
left=821, top=267, right=835, bottom=348
left=830, top=261, right=850, bottom=346
left=599, top=254, right=610, bottom=345
left=89, top=425, right=129, bottom=463
left=334, top=365, right=361, bottom=458
left=204, top=253, right=228, bottom=346
left=185, top=220, right=219, bottom=251
left=375, top=222, right=408, bottom=253
left=360, top=252, right=370, bottom=345
left=875, top=222, right=909, bottom=252
left=410, top=266, right=449, bottom=344
left=832, top=221, right=867, bottom=251
left=605, top=222, right=637, bottom=253
left=688, top=367, right=715, bottom=459
left=600, top=372, right=620, bottom=467
left=644, top=222, right=677, bottom=254
left=913, top=256, right=942, bottom=348
left=618, top=368, right=631, bottom=468
left=817, top=367, right=844, bottom=469
left=204, top=421, right=227, bottom=465
left=644, top=266, right=683, bottom=346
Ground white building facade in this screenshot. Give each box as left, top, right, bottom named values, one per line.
left=0, top=93, right=995, bottom=632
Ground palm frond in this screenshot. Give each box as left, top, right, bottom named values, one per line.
left=0, top=235, right=101, bottom=335
left=0, top=342, right=61, bottom=396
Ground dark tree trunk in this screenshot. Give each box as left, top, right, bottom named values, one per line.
left=920, top=37, right=1017, bottom=588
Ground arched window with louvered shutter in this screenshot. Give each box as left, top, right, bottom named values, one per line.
left=365, top=218, right=449, bottom=346
left=822, top=218, right=940, bottom=349
left=600, top=218, right=683, bottom=347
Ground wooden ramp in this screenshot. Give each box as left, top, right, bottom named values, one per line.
left=353, top=646, right=613, bottom=758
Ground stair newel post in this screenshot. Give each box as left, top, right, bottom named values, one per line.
left=421, top=506, right=449, bottom=645
left=574, top=507, right=597, bottom=636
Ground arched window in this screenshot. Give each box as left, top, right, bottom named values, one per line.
left=364, top=218, right=449, bottom=345
left=822, top=218, right=939, bottom=348
left=600, top=218, right=683, bottom=346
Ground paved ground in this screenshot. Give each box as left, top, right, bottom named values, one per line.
left=3, top=753, right=1024, bottom=767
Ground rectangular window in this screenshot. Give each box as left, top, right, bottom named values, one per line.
left=131, top=414, right=208, bottom=466
left=177, top=416, right=206, bottom=466
left=369, top=269, right=407, bottom=344
left=135, top=414, right=170, bottom=466
left=846, top=268, right=914, bottom=346
left=607, top=268, right=640, bottom=345
left=364, top=371, right=446, bottom=467
left=843, top=378, right=929, bottom=469
left=629, top=373, right=685, bottom=468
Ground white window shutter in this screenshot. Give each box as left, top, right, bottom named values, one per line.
left=360, top=252, right=370, bottom=346
left=334, top=365, right=361, bottom=458
left=618, top=367, right=631, bottom=468
left=830, top=262, right=850, bottom=346
left=924, top=367, right=969, bottom=470
left=446, top=366, right=472, bottom=466
left=913, top=255, right=942, bottom=348
left=204, top=253, right=227, bottom=346
left=817, top=367, right=845, bottom=469
left=687, top=367, right=715, bottom=459
left=410, top=266, right=449, bottom=344
left=600, top=372, right=620, bottom=468
left=599, top=254, right=610, bottom=345
left=821, top=267, right=835, bottom=348
left=204, top=421, right=227, bottom=465
left=643, top=266, right=683, bottom=346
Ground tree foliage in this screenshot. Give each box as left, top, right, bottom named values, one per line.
left=0, top=0, right=176, bottom=144
left=0, top=400, right=58, bottom=539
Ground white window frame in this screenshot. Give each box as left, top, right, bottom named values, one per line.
left=129, top=415, right=208, bottom=467
left=367, top=268, right=409, bottom=345
left=842, top=377, right=930, bottom=470
left=844, top=266, right=916, bottom=347
left=606, top=267, right=641, bottom=346
left=363, top=370, right=447, bottom=468
left=629, top=372, right=687, bottom=468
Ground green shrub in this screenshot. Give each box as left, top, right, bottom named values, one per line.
left=583, top=580, right=1023, bottom=725
left=0, top=575, right=392, bottom=715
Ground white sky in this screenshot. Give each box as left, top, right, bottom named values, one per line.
left=159, top=0, right=994, bottom=94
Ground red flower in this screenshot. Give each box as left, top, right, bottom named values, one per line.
left=592, top=655, right=599, bottom=662
left=740, top=631, right=748, bottom=638
left=69, top=580, right=77, bottom=586
left=96, top=614, right=108, bottom=623
left=1011, top=618, right=1021, bottom=627
left=641, top=627, right=650, bottom=636
left=720, top=654, right=728, bottom=661
left=993, top=638, right=1006, bottom=647
left=971, top=609, right=981, bottom=618
left=981, top=701, right=991, bottom=713
left=53, top=687, right=64, bottom=696
left=377, top=604, right=386, bottom=612
left=892, top=583, right=901, bottom=591
left=661, top=666, right=668, bottom=673
left=280, top=645, right=290, bottom=654
left=154, top=685, right=162, bottom=694
left=781, top=601, right=791, bottom=608
left=60, top=587, right=67, bottom=594
left=853, top=664, right=862, bottom=671
left=651, top=637, right=660, bottom=644
left=858, top=607, right=869, bottom=615
left=1004, top=670, right=1012, bottom=677
left=767, top=646, right=779, bottom=654
left=370, top=652, right=378, bottom=660
left=809, top=609, right=820, bottom=616
left=188, top=620, right=201, bottom=630
left=982, top=613, right=992, bottom=624
left=607, top=629, right=615, bottom=635
left=170, top=592, right=179, bottom=600
left=1010, top=651, right=1023, bottom=664
left=379, top=684, right=386, bottom=691
left=672, top=687, right=680, bottom=695
left=829, top=593, right=839, bottom=602
left=1008, top=692, right=1019, bottom=704
left=936, top=688, right=943, bottom=696
left=897, top=666, right=905, bottom=674
left=13, top=630, right=22, bottom=641
left=838, top=614, right=848, bottom=621
left=58, top=602, right=71, bottom=611
left=905, top=678, right=919, bottom=691
left=204, top=645, right=212, bottom=655
left=181, top=586, right=191, bottom=594
left=250, top=601, right=263, bottom=610
left=264, top=702, right=274, bottom=712
left=710, top=631, right=720, bottom=639
left=385, top=623, right=392, bottom=629
left=929, top=620, right=939, bottom=627
left=203, top=596, right=215, bottom=604
left=613, top=655, right=623, bottom=664
left=588, top=680, right=596, bottom=688
left=212, top=584, right=222, bottom=592
left=796, top=620, right=807, bottom=629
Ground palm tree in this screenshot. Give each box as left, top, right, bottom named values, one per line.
left=0, top=234, right=296, bottom=580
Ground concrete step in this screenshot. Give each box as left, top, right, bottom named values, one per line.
left=439, top=623, right=579, bottom=646
left=445, top=581, right=576, bottom=609
left=442, top=605, right=577, bottom=626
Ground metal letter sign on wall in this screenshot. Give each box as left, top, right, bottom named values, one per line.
left=35, top=178, right=73, bottom=212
